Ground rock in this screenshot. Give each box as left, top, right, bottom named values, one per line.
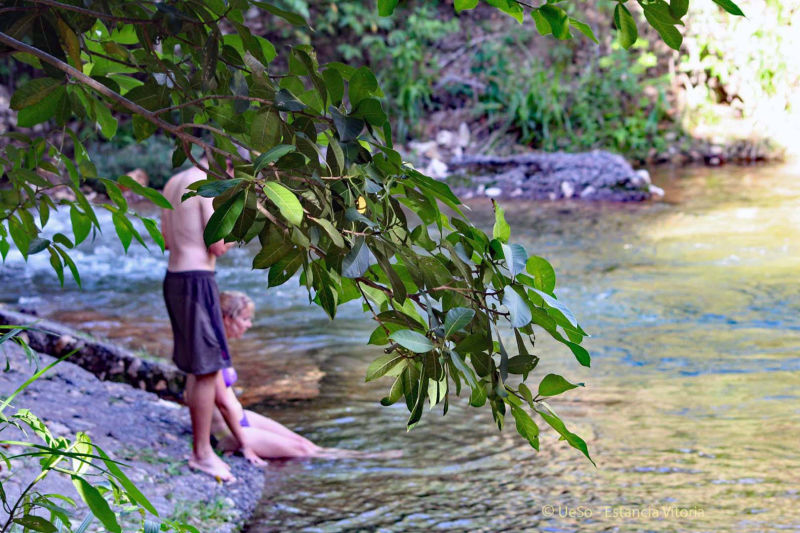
left=408, top=140, right=440, bottom=160
left=485, top=187, right=502, bottom=198
left=426, top=158, right=449, bottom=179
left=510, top=187, right=523, bottom=197
left=449, top=150, right=657, bottom=202
left=124, top=168, right=149, bottom=188
left=635, top=169, right=651, bottom=185
left=648, top=184, right=665, bottom=198
left=456, top=123, right=470, bottom=148
left=436, top=130, right=455, bottom=147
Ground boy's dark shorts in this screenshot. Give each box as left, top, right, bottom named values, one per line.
left=163, top=270, right=231, bottom=375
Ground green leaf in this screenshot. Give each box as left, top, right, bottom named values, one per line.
left=443, top=307, right=475, bottom=338
left=342, top=238, right=371, bottom=278
left=492, top=200, right=510, bottom=243
left=380, top=373, right=405, bottom=406
left=507, top=353, right=538, bottom=378
left=311, top=217, right=344, bottom=248
left=643, top=3, right=683, bottom=50
left=539, top=5, right=570, bottom=39
left=510, top=405, right=540, bottom=450
left=377, top=0, right=399, bottom=16
left=13, top=516, right=58, bottom=533
left=100, top=179, right=128, bottom=212
left=95, top=447, right=158, bottom=516
left=252, top=1, right=308, bottom=26
left=503, top=287, right=532, bottom=328
left=348, top=67, right=380, bottom=108
left=531, top=9, right=552, bottom=35
left=71, top=476, right=121, bottom=533
left=566, top=340, right=591, bottom=367
left=322, top=68, right=344, bottom=107
left=712, top=0, right=744, bottom=16
left=274, top=88, right=306, bottom=111
left=569, top=18, right=599, bottom=43
left=56, top=245, right=81, bottom=287
left=390, top=330, right=434, bottom=353
left=268, top=249, right=303, bottom=286
left=253, top=145, right=296, bottom=174
left=195, top=179, right=244, bottom=198
left=536, top=403, right=595, bottom=466
left=530, top=288, right=579, bottom=329
left=93, top=99, right=118, bottom=139
left=502, top=243, right=527, bottom=277
left=538, top=373, right=584, bottom=397
left=111, top=211, right=133, bottom=251
left=614, top=4, right=638, bottom=49
left=366, top=353, right=406, bottom=382
left=17, top=86, right=66, bottom=128
left=669, top=0, right=689, bottom=18
left=525, top=256, right=556, bottom=293
left=250, top=110, right=282, bottom=153
left=330, top=107, right=364, bottom=143
left=10, top=77, right=62, bottom=110
left=262, top=182, right=303, bottom=226
left=455, top=0, right=479, bottom=12
left=117, top=175, right=172, bottom=208
left=70, top=207, right=92, bottom=245
left=204, top=190, right=246, bottom=245
left=352, top=97, right=387, bottom=127
left=28, top=237, right=50, bottom=255
left=469, top=381, right=487, bottom=407
left=140, top=217, right=165, bottom=252
left=448, top=350, right=478, bottom=389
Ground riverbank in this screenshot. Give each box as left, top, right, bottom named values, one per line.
left=0, top=342, right=264, bottom=532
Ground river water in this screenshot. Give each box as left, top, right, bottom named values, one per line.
left=1, top=163, right=799, bottom=532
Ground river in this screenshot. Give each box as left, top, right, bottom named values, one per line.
left=2, top=163, right=799, bottom=532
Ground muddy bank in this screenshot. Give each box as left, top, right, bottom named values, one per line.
left=0, top=342, right=264, bottom=532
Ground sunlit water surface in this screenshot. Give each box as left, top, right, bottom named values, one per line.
left=2, top=164, right=799, bottom=532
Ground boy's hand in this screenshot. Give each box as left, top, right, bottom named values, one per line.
left=242, top=447, right=267, bottom=466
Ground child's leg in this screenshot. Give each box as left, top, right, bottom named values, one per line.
left=244, top=410, right=319, bottom=449
left=218, top=427, right=318, bottom=458
left=186, top=371, right=235, bottom=481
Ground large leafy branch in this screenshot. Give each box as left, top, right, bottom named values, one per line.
left=0, top=0, right=742, bottom=461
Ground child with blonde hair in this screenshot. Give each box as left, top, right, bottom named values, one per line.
left=203, top=291, right=377, bottom=459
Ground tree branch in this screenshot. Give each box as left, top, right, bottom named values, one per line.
left=0, top=31, right=231, bottom=170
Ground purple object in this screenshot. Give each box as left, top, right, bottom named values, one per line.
left=222, top=366, right=238, bottom=387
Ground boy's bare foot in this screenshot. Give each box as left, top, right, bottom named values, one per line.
left=189, top=453, right=236, bottom=483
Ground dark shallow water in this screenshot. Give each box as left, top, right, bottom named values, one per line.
left=2, top=163, right=800, bottom=532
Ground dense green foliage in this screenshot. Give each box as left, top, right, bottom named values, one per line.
left=0, top=0, right=743, bottom=527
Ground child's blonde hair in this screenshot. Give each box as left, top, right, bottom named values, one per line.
left=219, top=291, right=254, bottom=319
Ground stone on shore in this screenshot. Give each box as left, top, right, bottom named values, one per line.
left=0, top=343, right=265, bottom=532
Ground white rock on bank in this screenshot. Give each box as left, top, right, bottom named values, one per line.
left=561, top=181, right=575, bottom=198
left=426, top=158, right=449, bottom=179
left=485, top=187, right=502, bottom=198
left=436, top=130, right=455, bottom=147
left=648, top=184, right=665, bottom=198
left=580, top=186, right=596, bottom=198
left=457, top=123, right=470, bottom=148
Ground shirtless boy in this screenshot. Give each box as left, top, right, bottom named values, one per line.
left=161, top=161, right=265, bottom=482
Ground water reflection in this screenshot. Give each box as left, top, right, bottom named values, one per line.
left=2, top=164, right=800, bottom=531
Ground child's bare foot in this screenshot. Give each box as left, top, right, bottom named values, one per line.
left=189, top=453, right=236, bottom=483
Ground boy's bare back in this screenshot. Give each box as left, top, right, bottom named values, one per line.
left=162, top=166, right=231, bottom=272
